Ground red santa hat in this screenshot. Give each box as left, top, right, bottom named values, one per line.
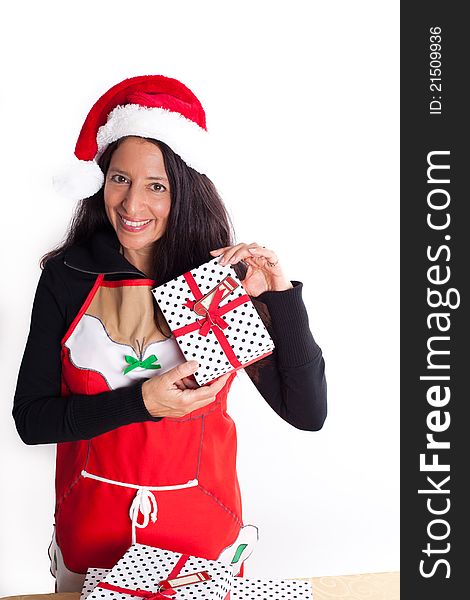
left=53, top=74, right=210, bottom=201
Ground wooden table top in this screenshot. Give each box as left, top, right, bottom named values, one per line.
left=1, top=571, right=399, bottom=600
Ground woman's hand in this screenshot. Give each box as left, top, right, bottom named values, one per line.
left=210, top=243, right=293, bottom=297
left=141, top=360, right=230, bottom=418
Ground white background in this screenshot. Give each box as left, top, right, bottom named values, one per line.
left=0, top=0, right=399, bottom=594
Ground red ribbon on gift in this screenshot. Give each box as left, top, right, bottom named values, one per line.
left=184, top=286, right=229, bottom=336
left=96, top=553, right=190, bottom=599
left=97, top=581, right=175, bottom=600
left=173, top=271, right=251, bottom=370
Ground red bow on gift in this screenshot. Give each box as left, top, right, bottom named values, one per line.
left=185, top=287, right=229, bottom=336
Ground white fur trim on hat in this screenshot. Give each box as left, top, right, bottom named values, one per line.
left=52, top=157, right=104, bottom=202
left=96, top=104, right=211, bottom=175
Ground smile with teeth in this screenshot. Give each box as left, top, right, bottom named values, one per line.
left=119, top=214, right=152, bottom=228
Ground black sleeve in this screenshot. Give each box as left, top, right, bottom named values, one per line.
left=246, top=281, right=327, bottom=431
left=12, top=261, right=160, bottom=446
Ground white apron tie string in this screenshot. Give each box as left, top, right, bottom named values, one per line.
left=129, top=488, right=158, bottom=545
left=81, top=470, right=199, bottom=545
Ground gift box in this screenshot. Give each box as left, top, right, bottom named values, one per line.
left=82, top=567, right=313, bottom=600
left=151, top=257, right=275, bottom=386
left=83, top=544, right=233, bottom=600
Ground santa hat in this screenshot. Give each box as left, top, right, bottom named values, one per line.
left=53, top=74, right=210, bottom=201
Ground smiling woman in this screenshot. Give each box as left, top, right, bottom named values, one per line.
left=12, top=74, right=327, bottom=592
left=103, top=137, right=172, bottom=276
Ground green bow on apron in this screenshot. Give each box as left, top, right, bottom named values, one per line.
left=123, top=354, right=161, bottom=375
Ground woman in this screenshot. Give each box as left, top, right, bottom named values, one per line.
left=13, top=75, right=327, bottom=592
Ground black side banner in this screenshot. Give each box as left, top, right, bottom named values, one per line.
left=401, top=4, right=468, bottom=599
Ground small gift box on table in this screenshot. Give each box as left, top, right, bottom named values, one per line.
left=151, top=257, right=275, bottom=386
left=82, top=568, right=313, bottom=600
left=83, top=543, right=233, bottom=600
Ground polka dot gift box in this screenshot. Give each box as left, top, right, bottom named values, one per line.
left=151, top=257, right=275, bottom=385
left=81, top=566, right=314, bottom=600
left=82, top=543, right=234, bottom=600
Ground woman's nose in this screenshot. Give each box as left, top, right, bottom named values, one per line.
left=121, top=183, right=145, bottom=215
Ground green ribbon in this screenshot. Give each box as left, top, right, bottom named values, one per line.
left=123, top=354, right=161, bottom=375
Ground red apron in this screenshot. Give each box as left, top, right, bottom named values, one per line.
left=54, top=275, right=242, bottom=574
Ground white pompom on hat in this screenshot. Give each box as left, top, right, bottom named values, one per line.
left=53, top=74, right=210, bottom=201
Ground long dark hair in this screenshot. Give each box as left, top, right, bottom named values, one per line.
left=43, top=137, right=236, bottom=284
left=42, top=136, right=271, bottom=381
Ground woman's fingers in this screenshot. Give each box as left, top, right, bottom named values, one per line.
left=164, top=374, right=230, bottom=416
left=222, top=244, right=279, bottom=268
left=143, top=370, right=231, bottom=418
left=184, top=373, right=231, bottom=403
left=248, top=246, right=279, bottom=267
left=181, top=376, right=199, bottom=389
left=210, top=243, right=262, bottom=266
left=171, top=372, right=230, bottom=400
left=210, top=244, right=243, bottom=264
left=209, top=246, right=235, bottom=258
left=173, top=375, right=200, bottom=392
left=173, top=379, right=186, bottom=391
left=224, top=244, right=261, bottom=265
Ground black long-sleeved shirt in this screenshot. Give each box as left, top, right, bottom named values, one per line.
left=13, top=228, right=327, bottom=444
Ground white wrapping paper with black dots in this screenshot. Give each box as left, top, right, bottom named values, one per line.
left=81, top=568, right=109, bottom=600
left=231, top=578, right=313, bottom=599
left=84, top=543, right=233, bottom=600
left=82, top=568, right=313, bottom=600
left=151, top=257, right=274, bottom=385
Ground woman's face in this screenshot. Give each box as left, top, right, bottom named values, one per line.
left=104, top=136, right=171, bottom=252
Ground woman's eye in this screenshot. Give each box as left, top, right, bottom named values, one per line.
left=110, top=174, right=128, bottom=183
left=151, top=182, right=166, bottom=192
